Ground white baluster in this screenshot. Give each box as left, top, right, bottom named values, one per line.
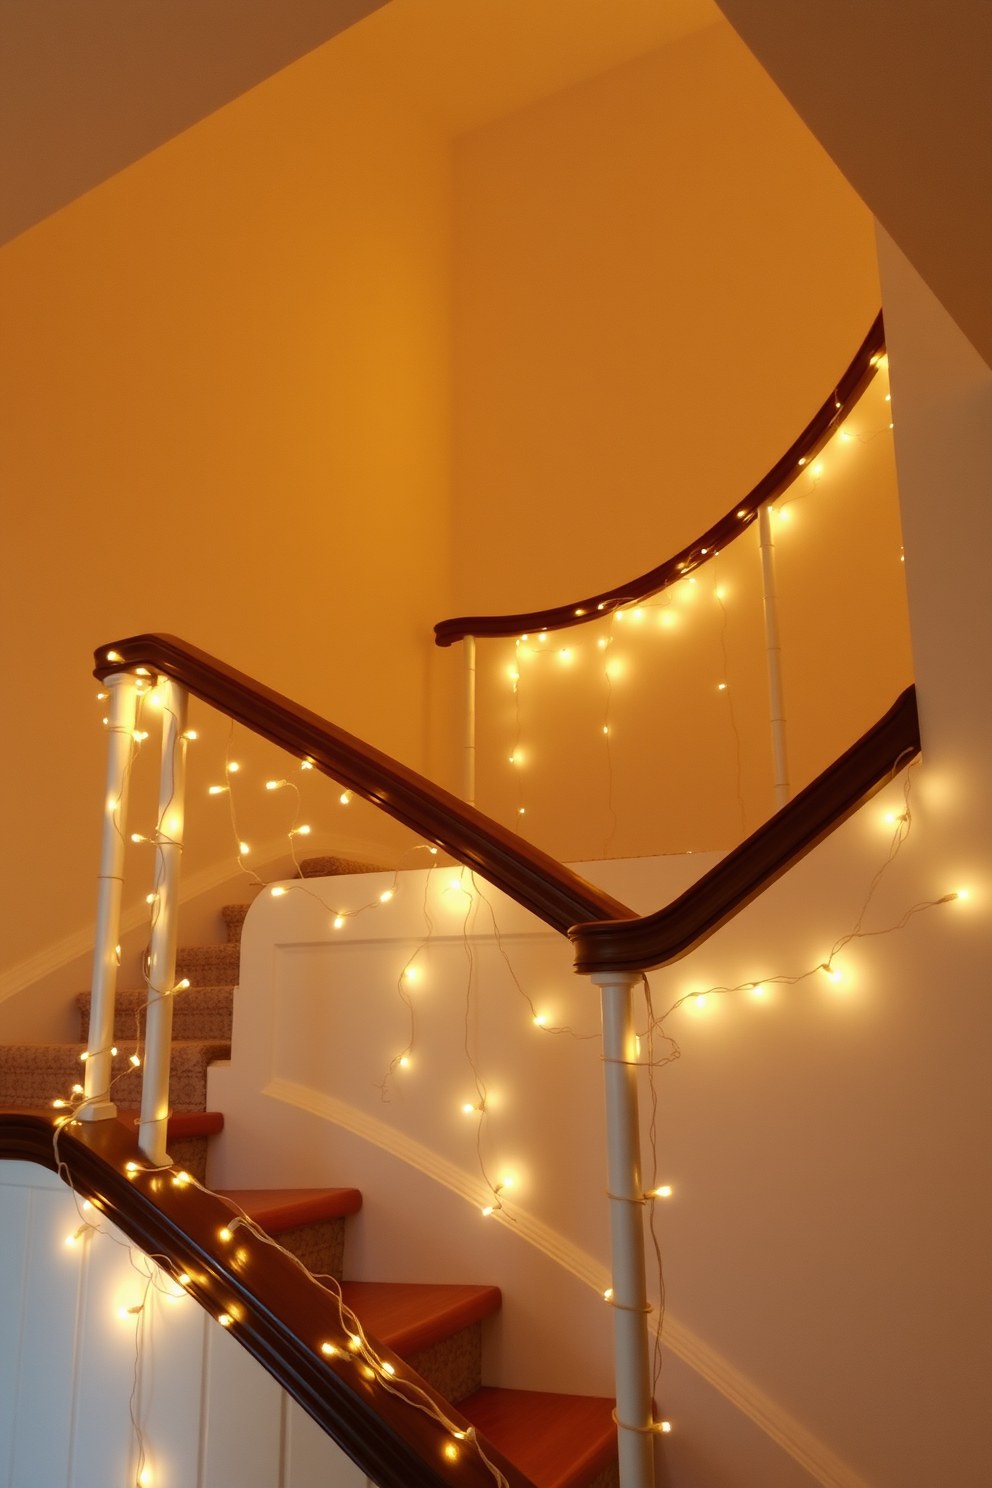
left=758, top=502, right=790, bottom=809
left=138, top=678, right=189, bottom=1166
left=81, top=673, right=139, bottom=1122
left=464, top=634, right=477, bottom=807
left=594, top=969, right=656, bottom=1488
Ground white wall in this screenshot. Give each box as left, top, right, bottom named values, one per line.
left=0, top=1160, right=369, bottom=1488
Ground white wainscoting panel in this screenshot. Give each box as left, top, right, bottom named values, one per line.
left=0, top=1160, right=375, bottom=1488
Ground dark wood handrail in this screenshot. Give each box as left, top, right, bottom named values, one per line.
left=569, top=684, right=920, bottom=975
left=93, top=634, right=635, bottom=935
left=0, top=1111, right=534, bottom=1488
left=433, top=311, right=885, bottom=646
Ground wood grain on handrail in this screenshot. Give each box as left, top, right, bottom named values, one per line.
left=569, top=685, right=920, bottom=975
left=434, top=311, right=885, bottom=646
left=92, top=633, right=635, bottom=935
left=0, top=1111, right=535, bottom=1488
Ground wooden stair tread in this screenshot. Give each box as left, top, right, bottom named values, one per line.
left=217, top=1186, right=363, bottom=1231
left=0, top=1107, right=223, bottom=1140
left=458, top=1387, right=617, bottom=1488
left=340, top=1281, right=502, bottom=1358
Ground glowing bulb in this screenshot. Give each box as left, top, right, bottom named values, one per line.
left=518, top=807, right=525, bottom=815
left=52, top=1099, right=66, bottom=1109
left=507, top=667, right=519, bottom=682
left=820, top=964, right=842, bottom=983
left=500, top=1175, right=515, bottom=1190
left=428, top=846, right=438, bottom=854
left=718, top=683, right=727, bottom=691
left=218, top=1313, right=232, bottom=1327
left=208, top=785, right=227, bottom=795
left=695, top=995, right=706, bottom=1008
left=110, top=1046, right=118, bottom=1056
left=660, top=1421, right=672, bottom=1434
left=812, top=463, right=823, bottom=476
left=106, top=651, right=121, bottom=662
left=382, top=1361, right=396, bottom=1375
left=227, top=762, right=239, bottom=773
left=462, top=1103, right=475, bottom=1115
left=539, top=632, right=548, bottom=641
left=533, top=1014, right=547, bottom=1026
left=340, top=791, right=352, bottom=805
left=955, top=888, right=970, bottom=901
left=321, top=1342, right=337, bottom=1356
left=178, top=1273, right=191, bottom=1286
left=751, top=984, right=766, bottom=998
left=271, top=886, right=287, bottom=897
left=301, top=760, right=314, bottom=770
left=80, top=1052, right=89, bottom=1061
left=126, top=1162, right=139, bottom=1173
left=840, top=430, right=852, bottom=442
left=129, top=1054, right=141, bottom=1067
left=130, top=833, right=144, bottom=843
left=603, top=726, right=609, bottom=735
left=481, top=1206, right=494, bottom=1218
left=654, top=1185, right=673, bottom=1198
left=239, top=842, right=249, bottom=855
left=219, top=1228, right=232, bottom=1242
left=176, top=978, right=190, bottom=990
left=404, top=966, right=418, bottom=981
left=399, top=1056, right=411, bottom=1068
left=146, top=893, right=157, bottom=904
left=598, top=638, right=607, bottom=648
left=604, top=1288, right=613, bottom=1301
left=380, top=889, right=393, bottom=903
left=138, top=1468, right=153, bottom=1486
left=333, top=916, right=345, bottom=929
left=172, top=1171, right=191, bottom=1186
left=885, top=393, right=891, bottom=402
left=184, top=729, right=197, bottom=740
left=72, top=1084, right=83, bottom=1094
left=558, top=648, right=572, bottom=662
left=265, top=780, right=285, bottom=790
left=444, top=1445, right=458, bottom=1461
left=737, top=508, right=747, bottom=516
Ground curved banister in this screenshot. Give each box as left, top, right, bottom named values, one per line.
left=93, top=633, right=635, bottom=935
left=0, top=1111, right=531, bottom=1488
left=434, top=311, right=885, bottom=646
left=569, top=684, right=920, bottom=975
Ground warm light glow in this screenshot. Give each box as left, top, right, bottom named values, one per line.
left=654, top=1185, right=673, bottom=1198
left=265, top=780, right=284, bottom=790
left=333, top=916, right=345, bottom=929
left=173, top=1171, right=191, bottom=1187
left=291, top=824, right=311, bottom=836
left=604, top=1288, right=613, bottom=1301
left=380, top=889, right=393, bottom=903
left=597, top=638, right=607, bottom=648
left=321, top=1342, right=337, bottom=1356
left=821, top=964, right=843, bottom=983
left=146, top=893, right=157, bottom=904
left=138, top=1468, right=153, bottom=1486
left=184, top=730, right=197, bottom=741
left=176, top=979, right=190, bottom=991
left=125, top=1163, right=140, bottom=1176
left=219, top=1228, right=232, bottom=1242
left=106, top=651, right=122, bottom=662
left=178, top=1273, right=191, bottom=1286
left=695, top=995, right=706, bottom=1008
left=660, top=1421, right=672, bottom=1434
left=751, top=984, right=766, bottom=998
left=227, top=762, right=239, bottom=773
left=208, top=785, right=227, bottom=796
left=533, top=1013, right=546, bottom=1026
left=239, top=842, right=250, bottom=855
left=129, top=1054, right=141, bottom=1068
left=340, top=791, right=353, bottom=805
left=218, top=1313, right=232, bottom=1327
left=399, top=1056, right=411, bottom=1068
left=52, top=1099, right=66, bottom=1109
left=718, top=683, right=727, bottom=691
left=382, top=1361, right=396, bottom=1375
left=500, top=1175, right=515, bottom=1190
left=812, top=463, right=823, bottom=476
left=955, top=888, right=970, bottom=901
left=72, top=1084, right=83, bottom=1095
left=481, top=1205, right=494, bottom=1217
left=558, top=648, right=572, bottom=663
left=462, top=1103, right=476, bottom=1114
left=271, top=887, right=287, bottom=897
left=444, top=1445, right=458, bottom=1461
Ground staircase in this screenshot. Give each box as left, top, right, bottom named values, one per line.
left=0, top=864, right=620, bottom=1488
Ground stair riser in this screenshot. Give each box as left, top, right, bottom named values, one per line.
left=175, top=947, right=241, bottom=985
left=407, top=1322, right=482, bottom=1405
left=0, top=1043, right=229, bottom=1114
left=78, top=989, right=234, bottom=1044
left=274, top=1218, right=346, bottom=1284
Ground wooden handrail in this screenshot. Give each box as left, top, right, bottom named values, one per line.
left=0, top=1111, right=532, bottom=1488
left=93, top=634, right=635, bottom=935
left=433, top=312, right=885, bottom=646
left=569, top=685, right=920, bottom=975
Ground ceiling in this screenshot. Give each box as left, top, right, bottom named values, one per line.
left=715, top=0, right=992, bottom=367
left=0, top=0, right=387, bottom=246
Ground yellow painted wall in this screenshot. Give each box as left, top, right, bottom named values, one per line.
left=0, top=37, right=455, bottom=1004
left=452, top=21, right=913, bottom=859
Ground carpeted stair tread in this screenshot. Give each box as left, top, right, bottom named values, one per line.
left=457, top=1388, right=617, bottom=1488
left=217, top=1187, right=362, bottom=1231
left=339, top=1281, right=501, bottom=1359
left=77, top=985, right=234, bottom=1043
left=175, top=944, right=241, bottom=985
left=221, top=904, right=250, bottom=942
left=0, top=1041, right=229, bottom=1113
left=299, top=856, right=388, bottom=878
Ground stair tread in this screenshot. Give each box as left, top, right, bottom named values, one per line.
left=0, top=1107, right=224, bottom=1140
left=458, top=1387, right=616, bottom=1488
left=217, top=1187, right=362, bottom=1231
left=339, top=1281, right=501, bottom=1358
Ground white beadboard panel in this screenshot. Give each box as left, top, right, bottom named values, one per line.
left=68, top=1224, right=152, bottom=1488
left=137, top=1285, right=211, bottom=1488
left=200, top=1318, right=283, bottom=1488
left=0, top=1178, right=31, bottom=1487
left=283, top=1396, right=369, bottom=1488
left=8, top=1181, right=84, bottom=1488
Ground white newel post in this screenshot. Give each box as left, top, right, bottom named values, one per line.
left=594, top=969, right=656, bottom=1488
left=758, top=502, right=790, bottom=809
left=464, top=634, right=477, bottom=807
left=138, top=678, right=189, bottom=1166
left=81, top=673, right=139, bottom=1122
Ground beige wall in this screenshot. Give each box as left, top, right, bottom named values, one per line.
left=0, top=35, right=456, bottom=1020
left=452, top=22, right=912, bottom=860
